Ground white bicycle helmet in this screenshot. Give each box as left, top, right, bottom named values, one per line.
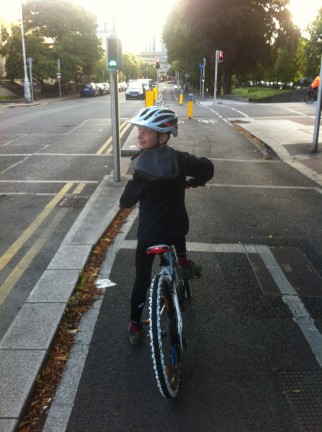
left=130, top=106, right=178, bottom=137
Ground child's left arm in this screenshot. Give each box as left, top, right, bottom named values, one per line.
left=119, top=175, right=146, bottom=209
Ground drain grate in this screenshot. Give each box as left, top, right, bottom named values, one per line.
left=58, top=195, right=88, bottom=208
left=278, top=370, right=322, bottom=431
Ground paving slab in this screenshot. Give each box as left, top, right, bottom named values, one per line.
left=0, top=350, right=46, bottom=418
left=0, top=419, right=18, bottom=432
left=27, top=269, right=80, bottom=303
left=47, top=244, right=92, bottom=270
left=0, top=303, right=66, bottom=350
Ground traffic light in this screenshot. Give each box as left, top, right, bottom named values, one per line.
left=155, top=59, right=160, bottom=69
left=218, top=51, right=224, bottom=63
left=107, top=37, right=122, bottom=70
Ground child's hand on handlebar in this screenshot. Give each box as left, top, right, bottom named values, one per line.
left=185, top=178, right=205, bottom=188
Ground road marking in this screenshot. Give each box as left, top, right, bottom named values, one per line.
left=96, top=121, right=130, bottom=155
left=0, top=209, right=68, bottom=305
left=105, top=122, right=131, bottom=155
left=246, top=245, right=322, bottom=367
left=0, top=182, right=73, bottom=272
left=0, top=192, right=57, bottom=196
left=0, top=156, right=30, bottom=175
left=120, top=238, right=322, bottom=367
left=0, top=180, right=98, bottom=184
left=0, top=154, right=112, bottom=157
left=206, top=183, right=320, bottom=191
left=73, top=183, right=86, bottom=194
left=208, top=158, right=279, bottom=163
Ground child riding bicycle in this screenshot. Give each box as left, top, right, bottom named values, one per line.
left=119, top=106, right=214, bottom=345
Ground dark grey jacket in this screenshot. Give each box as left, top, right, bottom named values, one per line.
left=120, top=145, right=214, bottom=243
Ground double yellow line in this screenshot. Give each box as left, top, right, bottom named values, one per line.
left=0, top=182, right=84, bottom=305
left=0, top=121, right=132, bottom=305
left=96, top=121, right=131, bottom=155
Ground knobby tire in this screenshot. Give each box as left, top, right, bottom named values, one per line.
left=149, top=274, right=180, bottom=398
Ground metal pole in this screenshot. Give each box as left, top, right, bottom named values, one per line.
left=20, top=1, right=31, bottom=103
left=110, top=70, right=121, bottom=183
left=214, top=50, right=218, bottom=105
left=57, top=59, right=62, bottom=99
left=202, top=57, right=206, bottom=100
left=28, top=57, right=34, bottom=102
left=312, top=54, right=322, bottom=153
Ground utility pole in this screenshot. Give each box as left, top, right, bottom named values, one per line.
left=20, top=1, right=31, bottom=103
left=202, top=57, right=206, bottom=100
left=27, top=58, right=34, bottom=102
left=213, top=50, right=224, bottom=105
left=107, top=36, right=122, bottom=183
left=312, top=41, right=322, bottom=153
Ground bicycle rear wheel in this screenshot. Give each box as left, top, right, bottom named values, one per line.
left=304, top=89, right=315, bottom=104
left=149, top=274, right=181, bottom=398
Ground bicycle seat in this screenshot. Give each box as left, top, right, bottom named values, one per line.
left=146, top=244, right=171, bottom=255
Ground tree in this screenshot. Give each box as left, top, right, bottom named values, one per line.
left=1, top=0, right=103, bottom=83
left=163, top=0, right=300, bottom=94
left=303, top=7, right=322, bottom=79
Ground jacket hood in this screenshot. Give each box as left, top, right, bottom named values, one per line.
left=135, top=145, right=179, bottom=181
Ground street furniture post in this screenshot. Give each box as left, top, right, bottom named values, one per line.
left=202, top=57, right=206, bottom=100
left=187, top=93, right=193, bottom=118
left=57, top=59, right=62, bottom=99
left=179, top=89, right=184, bottom=105
left=312, top=53, right=322, bottom=153
left=107, top=36, right=122, bottom=183
left=110, top=70, right=121, bottom=183
left=27, top=57, right=34, bottom=103
left=145, top=89, right=154, bottom=107
left=20, top=1, right=31, bottom=103
left=153, top=86, right=158, bottom=102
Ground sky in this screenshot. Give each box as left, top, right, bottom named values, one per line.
left=0, top=0, right=321, bottom=52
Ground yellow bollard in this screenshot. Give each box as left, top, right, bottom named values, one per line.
left=145, top=90, right=154, bottom=107
left=187, top=93, right=193, bottom=118
left=179, top=89, right=183, bottom=106
left=153, top=86, right=158, bottom=102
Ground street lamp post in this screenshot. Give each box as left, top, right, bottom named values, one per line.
left=20, top=1, right=31, bottom=103
left=312, top=35, right=322, bottom=153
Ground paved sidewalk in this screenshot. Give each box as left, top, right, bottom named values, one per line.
left=197, top=98, right=322, bottom=188
left=0, top=99, right=321, bottom=432
left=235, top=116, right=322, bottom=187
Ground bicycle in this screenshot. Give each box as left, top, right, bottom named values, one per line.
left=304, top=87, right=317, bottom=104
left=147, top=244, right=191, bottom=398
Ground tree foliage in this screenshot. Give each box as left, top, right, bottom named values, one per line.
left=1, top=0, right=103, bottom=83
left=163, top=0, right=301, bottom=94
left=302, top=7, right=322, bottom=79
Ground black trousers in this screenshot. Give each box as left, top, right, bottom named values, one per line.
left=130, top=237, right=186, bottom=323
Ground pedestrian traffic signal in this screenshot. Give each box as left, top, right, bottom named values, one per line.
left=107, top=37, right=122, bottom=70
left=218, top=51, right=224, bottom=63
left=155, top=59, right=160, bottom=69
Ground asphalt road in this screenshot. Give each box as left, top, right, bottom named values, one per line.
left=0, top=92, right=145, bottom=339
left=39, top=87, right=322, bottom=431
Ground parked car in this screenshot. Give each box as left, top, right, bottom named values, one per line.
left=136, top=78, right=154, bottom=91
left=125, top=82, right=145, bottom=100
left=119, top=81, right=127, bottom=91
left=103, top=82, right=110, bottom=93
left=80, top=83, right=98, bottom=97
left=96, top=83, right=108, bottom=95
